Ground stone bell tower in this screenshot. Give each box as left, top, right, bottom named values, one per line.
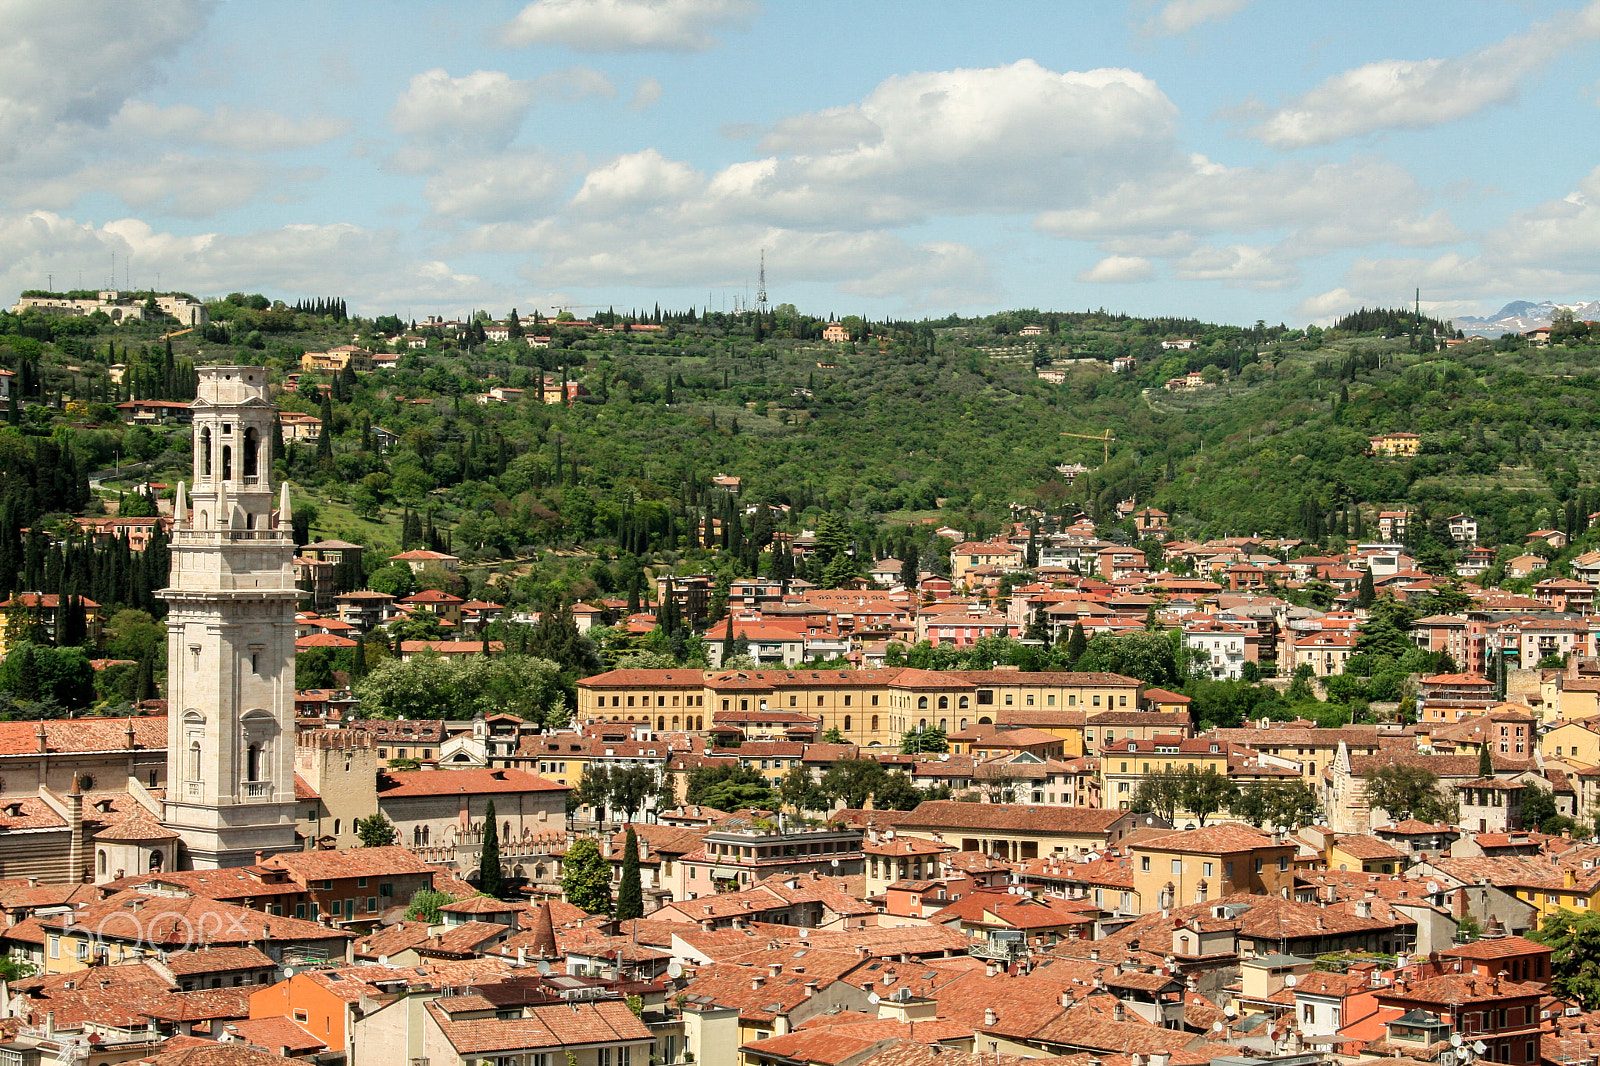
left=161, top=366, right=299, bottom=867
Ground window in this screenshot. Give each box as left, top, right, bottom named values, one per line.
left=48, top=936, right=59, bottom=959
left=380, top=882, right=393, bottom=897
left=1255, top=858, right=1263, bottom=874
left=1225, top=861, right=1234, bottom=878
left=599, top=1050, right=613, bottom=1066
left=293, top=1009, right=309, bottom=1024
left=357, top=877, right=368, bottom=888
left=1277, top=856, right=1288, bottom=871
left=871, top=695, right=880, bottom=706
left=1303, top=1004, right=1315, bottom=1024
left=367, top=897, right=377, bottom=912
left=844, top=716, right=851, bottom=731
left=871, top=715, right=879, bottom=731
left=1141, top=857, right=1150, bottom=872
left=1171, top=859, right=1182, bottom=874
left=296, top=903, right=307, bottom=919
left=1203, top=862, right=1214, bottom=877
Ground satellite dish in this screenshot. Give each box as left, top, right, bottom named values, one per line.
left=868, top=992, right=881, bottom=1006
left=537, top=960, right=552, bottom=976
left=1285, top=975, right=1297, bottom=988
left=1212, top=1022, right=1224, bottom=1033
left=283, top=966, right=296, bottom=978
left=1452, top=1035, right=1464, bottom=1048
left=1474, top=1042, right=1488, bottom=1055
left=667, top=961, right=684, bottom=979
left=831, top=858, right=840, bottom=868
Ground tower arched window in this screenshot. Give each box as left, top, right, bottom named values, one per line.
left=98, top=850, right=106, bottom=876
left=243, top=427, right=259, bottom=477
left=200, top=428, right=212, bottom=477
left=246, top=743, right=260, bottom=782
left=188, top=741, right=201, bottom=781
left=422, top=825, right=430, bottom=845
left=843, top=715, right=852, bottom=732
left=938, top=696, right=948, bottom=710
left=221, top=444, right=232, bottom=482
left=959, top=696, right=969, bottom=709
left=917, top=696, right=928, bottom=710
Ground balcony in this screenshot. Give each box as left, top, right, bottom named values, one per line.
left=242, top=781, right=273, bottom=799
left=186, top=781, right=202, bottom=796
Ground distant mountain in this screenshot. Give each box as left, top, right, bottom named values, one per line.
left=1452, top=299, right=1600, bottom=336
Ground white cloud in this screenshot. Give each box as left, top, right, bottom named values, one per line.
left=1077, top=255, right=1155, bottom=283
left=0, top=209, right=501, bottom=315
left=389, top=66, right=613, bottom=153
left=718, top=61, right=1180, bottom=227
left=629, top=76, right=664, bottom=111
left=1142, top=0, right=1256, bottom=36
left=1173, top=243, right=1297, bottom=289
left=17, top=154, right=322, bottom=218
left=1249, top=2, right=1600, bottom=147
left=113, top=102, right=349, bottom=152
left=0, top=0, right=215, bottom=160
left=500, top=0, right=756, bottom=52
left=569, top=149, right=704, bottom=212
left=839, top=242, right=998, bottom=309
left=422, top=151, right=573, bottom=221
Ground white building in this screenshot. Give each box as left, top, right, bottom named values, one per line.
left=161, top=366, right=300, bottom=868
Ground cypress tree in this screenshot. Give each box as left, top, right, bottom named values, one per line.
left=616, top=824, right=643, bottom=921
left=1478, top=741, right=1492, bottom=777
left=1065, top=622, right=1088, bottom=668
left=477, top=800, right=503, bottom=899
left=14, top=644, right=39, bottom=702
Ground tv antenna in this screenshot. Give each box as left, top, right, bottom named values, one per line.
left=756, top=250, right=768, bottom=313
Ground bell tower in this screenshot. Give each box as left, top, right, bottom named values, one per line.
left=161, top=366, right=299, bottom=867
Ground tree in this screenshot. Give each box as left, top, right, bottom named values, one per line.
left=1129, top=767, right=1185, bottom=824
left=1364, top=763, right=1455, bottom=824
left=355, top=813, right=397, bottom=847
left=1176, top=766, right=1240, bottom=827
left=1530, top=908, right=1600, bottom=1009
left=779, top=765, right=826, bottom=814
left=616, top=825, right=643, bottom=921
left=606, top=765, right=659, bottom=822
left=684, top=763, right=776, bottom=810
left=821, top=726, right=846, bottom=743
left=1522, top=782, right=1561, bottom=833
left=1478, top=742, right=1492, bottom=777
left=900, top=725, right=948, bottom=754
left=478, top=801, right=504, bottom=899
left=403, top=888, right=453, bottom=922
left=561, top=836, right=612, bottom=914
left=817, top=758, right=925, bottom=811
left=1074, top=630, right=1179, bottom=687
left=1355, top=597, right=1414, bottom=661
left=1064, top=622, right=1088, bottom=668
left=1232, top=780, right=1322, bottom=830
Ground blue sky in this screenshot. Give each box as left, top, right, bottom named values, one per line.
left=5, top=0, right=1600, bottom=326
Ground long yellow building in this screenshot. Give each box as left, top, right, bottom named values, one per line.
left=576, top=667, right=1148, bottom=751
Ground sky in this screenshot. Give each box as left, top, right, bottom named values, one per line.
left=5, top=0, right=1600, bottom=327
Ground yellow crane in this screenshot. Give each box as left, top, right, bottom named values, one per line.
left=1061, top=429, right=1117, bottom=464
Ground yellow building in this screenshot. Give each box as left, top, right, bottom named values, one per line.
left=576, top=668, right=1143, bottom=750
left=301, top=345, right=373, bottom=373
left=1541, top=717, right=1600, bottom=766
left=1129, top=824, right=1297, bottom=910
left=1369, top=432, right=1421, bottom=456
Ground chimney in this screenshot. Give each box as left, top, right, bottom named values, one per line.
left=984, top=1007, right=997, bottom=1028
left=751, top=976, right=763, bottom=990
left=1090, top=948, right=1099, bottom=961
left=986, top=960, right=999, bottom=978
left=804, top=980, right=818, bottom=998
left=768, top=963, right=782, bottom=978
left=1113, top=1001, right=1126, bottom=1022
left=1061, top=990, right=1072, bottom=1007
left=1152, top=1054, right=1170, bottom=1066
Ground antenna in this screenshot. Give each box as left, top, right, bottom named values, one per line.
left=756, top=249, right=768, bottom=313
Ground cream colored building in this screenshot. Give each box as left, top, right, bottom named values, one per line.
left=161, top=366, right=300, bottom=867
left=578, top=667, right=1142, bottom=750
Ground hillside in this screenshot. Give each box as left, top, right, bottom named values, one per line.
left=2, top=294, right=1599, bottom=616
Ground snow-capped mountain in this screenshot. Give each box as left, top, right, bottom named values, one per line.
left=1453, top=300, right=1600, bottom=336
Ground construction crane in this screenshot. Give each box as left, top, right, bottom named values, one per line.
left=1061, top=429, right=1117, bottom=464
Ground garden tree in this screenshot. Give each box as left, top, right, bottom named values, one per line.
left=478, top=801, right=504, bottom=899
left=1231, top=780, right=1322, bottom=829
left=821, top=726, right=847, bottom=743
left=0, top=643, right=94, bottom=708
left=578, top=764, right=614, bottom=817
left=1064, top=622, right=1088, bottom=668
left=1478, top=742, right=1492, bottom=777
left=1364, top=764, right=1456, bottom=824
left=1521, top=782, right=1571, bottom=834
left=296, top=646, right=337, bottom=689
left=355, top=813, right=397, bottom=847
left=606, top=765, right=660, bottom=822
left=1176, top=766, right=1240, bottom=826
left=355, top=652, right=568, bottom=725
left=1073, top=630, right=1179, bottom=687
left=818, top=758, right=923, bottom=811
left=684, top=763, right=776, bottom=810
left=1355, top=597, right=1415, bottom=660
left=779, top=764, right=827, bottom=814
left=616, top=825, right=643, bottom=920
left=561, top=837, right=612, bottom=914
left=1129, top=767, right=1184, bottom=824
left=1530, top=909, right=1600, bottom=1009
left=403, top=888, right=454, bottom=922
left=1357, top=568, right=1375, bottom=608
left=1285, top=664, right=1318, bottom=704
left=1182, top=678, right=1287, bottom=730
left=900, top=724, right=948, bottom=754
left=0, top=957, right=36, bottom=982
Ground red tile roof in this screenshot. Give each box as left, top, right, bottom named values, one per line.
left=376, top=767, right=566, bottom=797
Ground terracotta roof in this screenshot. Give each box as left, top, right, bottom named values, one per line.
left=93, top=814, right=181, bottom=843
left=262, top=844, right=435, bottom=881
left=1440, top=935, right=1553, bottom=960
left=163, top=946, right=276, bottom=975
left=0, top=716, right=165, bottom=755
left=223, top=1015, right=327, bottom=1054
left=896, top=802, right=1128, bottom=835
left=377, top=767, right=566, bottom=797
left=428, top=998, right=649, bottom=1055
left=1136, top=824, right=1277, bottom=855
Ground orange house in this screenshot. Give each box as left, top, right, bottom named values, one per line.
left=250, top=971, right=359, bottom=1053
